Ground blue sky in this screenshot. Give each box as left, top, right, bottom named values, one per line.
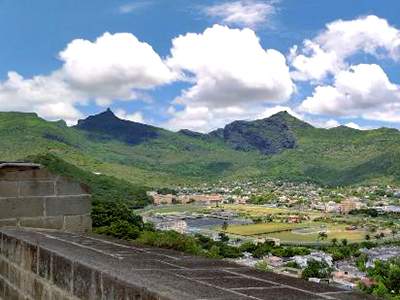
left=0, top=0, right=400, bottom=132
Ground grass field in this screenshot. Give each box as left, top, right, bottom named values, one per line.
left=226, top=222, right=312, bottom=235
left=138, top=204, right=207, bottom=215
left=225, top=222, right=372, bottom=243
left=262, top=229, right=368, bottom=243
left=214, top=204, right=324, bottom=218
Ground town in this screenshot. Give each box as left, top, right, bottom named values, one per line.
left=141, top=181, right=400, bottom=292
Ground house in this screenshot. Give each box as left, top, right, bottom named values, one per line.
left=325, top=201, right=340, bottom=213
left=340, top=199, right=358, bottom=214
left=265, top=256, right=283, bottom=267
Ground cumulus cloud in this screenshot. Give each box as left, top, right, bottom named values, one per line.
left=0, top=71, right=85, bottom=123
left=290, top=15, right=400, bottom=81
left=115, top=109, right=145, bottom=123
left=60, top=32, right=177, bottom=105
left=165, top=105, right=253, bottom=133
left=165, top=105, right=302, bottom=133
left=164, top=25, right=294, bottom=132
left=203, top=0, right=278, bottom=29
left=0, top=32, right=176, bottom=123
left=298, top=64, right=400, bottom=121
left=345, top=122, right=360, bottom=130
left=167, top=25, right=293, bottom=109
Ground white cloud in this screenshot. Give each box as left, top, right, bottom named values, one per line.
left=0, top=32, right=177, bottom=123
left=290, top=15, right=400, bottom=81
left=345, top=122, right=360, bottom=130
left=164, top=25, right=294, bottom=132
left=60, top=32, right=177, bottom=105
left=305, top=118, right=340, bottom=129
left=115, top=109, right=145, bottom=123
left=165, top=105, right=302, bottom=133
left=167, top=25, right=294, bottom=109
left=257, top=105, right=300, bottom=119
left=117, top=2, right=153, bottom=14
left=0, top=71, right=85, bottom=123
left=298, top=64, right=400, bottom=122
left=165, top=105, right=253, bottom=133
left=204, top=0, right=278, bottom=29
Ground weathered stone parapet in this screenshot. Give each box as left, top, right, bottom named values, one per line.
left=0, top=228, right=378, bottom=300
left=0, top=165, right=92, bottom=233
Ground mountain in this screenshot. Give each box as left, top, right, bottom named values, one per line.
left=75, top=108, right=162, bottom=145
left=1, top=109, right=400, bottom=187
left=180, top=111, right=312, bottom=154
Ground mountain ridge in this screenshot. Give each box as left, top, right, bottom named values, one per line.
left=1, top=109, right=400, bottom=187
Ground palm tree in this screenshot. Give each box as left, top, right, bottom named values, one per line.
left=221, top=221, right=228, bottom=232
left=318, top=231, right=328, bottom=241
left=391, top=229, right=398, bottom=240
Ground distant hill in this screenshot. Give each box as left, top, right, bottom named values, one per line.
left=1, top=109, right=400, bottom=187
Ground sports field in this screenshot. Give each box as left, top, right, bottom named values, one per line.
left=226, top=222, right=371, bottom=243
left=262, top=229, right=367, bottom=243
left=138, top=204, right=206, bottom=215
left=226, top=222, right=313, bottom=235
left=214, top=204, right=324, bottom=218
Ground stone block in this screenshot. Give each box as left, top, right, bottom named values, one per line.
left=0, top=257, right=9, bottom=278
left=0, top=198, right=44, bottom=219
left=21, top=243, right=37, bottom=274
left=20, top=217, right=63, bottom=230
left=45, top=196, right=91, bottom=217
left=0, top=169, right=57, bottom=182
left=19, top=181, right=55, bottom=197
left=4, top=281, right=19, bottom=300
left=0, top=275, right=4, bottom=297
left=73, top=262, right=93, bottom=299
left=63, top=215, right=92, bottom=233
left=0, top=181, right=19, bottom=197
left=52, top=254, right=72, bottom=293
left=0, top=218, right=17, bottom=228
left=2, top=235, right=15, bottom=260
left=20, top=268, right=35, bottom=296
left=56, top=177, right=90, bottom=196
left=38, top=248, right=52, bottom=281
left=9, top=264, right=21, bottom=288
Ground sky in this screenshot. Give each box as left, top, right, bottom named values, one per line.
left=0, top=0, right=400, bottom=132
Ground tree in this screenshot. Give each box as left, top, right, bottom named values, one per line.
left=301, top=259, right=333, bottom=280
left=392, top=229, right=398, bottom=240
left=318, top=232, right=328, bottom=241
left=331, top=238, right=338, bottom=246
left=221, top=221, right=229, bottom=231
left=341, top=238, right=348, bottom=246
left=365, top=234, right=371, bottom=241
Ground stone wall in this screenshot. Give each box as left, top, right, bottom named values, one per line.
left=0, top=230, right=161, bottom=300
left=0, top=167, right=92, bottom=233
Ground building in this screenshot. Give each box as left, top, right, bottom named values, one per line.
left=325, top=201, right=340, bottom=213
left=265, top=256, right=283, bottom=267
left=340, top=199, right=358, bottom=214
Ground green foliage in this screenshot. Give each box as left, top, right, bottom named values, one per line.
left=301, top=259, right=333, bottom=280
left=28, top=153, right=152, bottom=209
left=94, top=221, right=141, bottom=240
left=136, top=230, right=203, bottom=254
left=3, top=111, right=400, bottom=187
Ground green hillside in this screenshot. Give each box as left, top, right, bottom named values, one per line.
left=1, top=110, right=400, bottom=187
